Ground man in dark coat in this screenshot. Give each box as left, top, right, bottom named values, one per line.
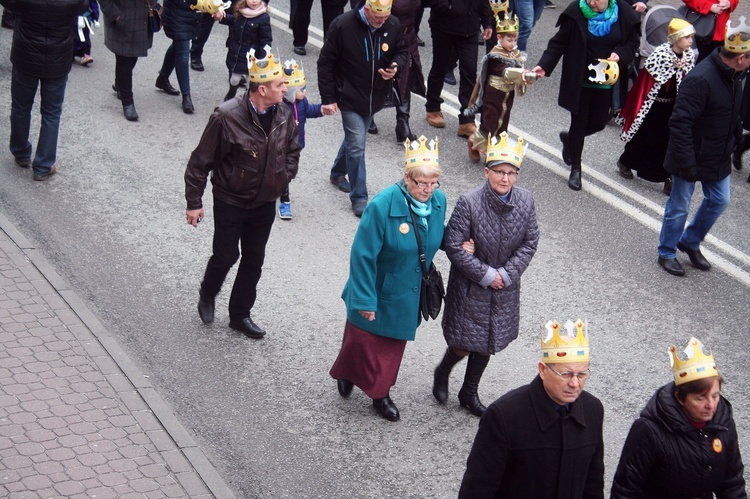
left=458, top=320, right=604, bottom=499
left=184, top=48, right=301, bottom=339
left=317, top=0, right=407, bottom=217
left=2, top=0, right=89, bottom=181
left=657, top=17, right=750, bottom=277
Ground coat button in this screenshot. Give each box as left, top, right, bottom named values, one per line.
left=413, top=286, right=419, bottom=292
left=415, top=268, right=420, bottom=273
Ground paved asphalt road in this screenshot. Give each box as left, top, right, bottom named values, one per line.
left=2, top=2, right=750, bottom=497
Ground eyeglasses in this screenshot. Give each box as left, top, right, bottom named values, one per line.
left=414, top=180, right=441, bottom=189
left=487, top=169, right=518, bottom=179
left=546, top=365, right=590, bottom=382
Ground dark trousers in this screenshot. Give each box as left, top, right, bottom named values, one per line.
left=426, top=29, right=478, bottom=123
left=115, top=55, right=139, bottom=106
left=292, top=0, right=314, bottom=46
left=321, top=0, right=348, bottom=37
left=190, top=13, right=215, bottom=60
left=567, top=86, right=611, bottom=166
left=200, top=199, right=276, bottom=322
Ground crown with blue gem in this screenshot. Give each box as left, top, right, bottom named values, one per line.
left=541, top=319, right=590, bottom=364
left=247, top=45, right=283, bottom=83
left=404, top=135, right=439, bottom=169
left=283, top=59, right=305, bottom=87
left=486, top=132, right=526, bottom=169
left=669, top=337, right=719, bottom=386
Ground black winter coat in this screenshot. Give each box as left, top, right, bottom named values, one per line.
left=99, top=0, right=154, bottom=58
left=536, top=0, right=640, bottom=115
left=317, top=9, right=407, bottom=116
left=428, top=0, right=493, bottom=36
left=611, top=383, right=746, bottom=499
left=163, top=0, right=200, bottom=41
left=221, top=12, right=272, bottom=75
left=663, top=50, right=744, bottom=183
left=2, top=0, right=89, bottom=78
left=459, top=376, right=605, bottom=498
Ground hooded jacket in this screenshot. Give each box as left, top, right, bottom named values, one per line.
left=611, top=382, right=747, bottom=499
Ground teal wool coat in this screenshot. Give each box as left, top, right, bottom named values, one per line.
left=342, top=183, right=446, bottom=340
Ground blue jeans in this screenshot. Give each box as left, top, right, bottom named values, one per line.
left=331, top=110, right=372, bottom=204
left=658, top=175, right=730, bottom=258
left=9, top=67, right=68, bottom=176
left=514, top=0, right=546, bottom=52
left=160, top=39, right=191, bottom=94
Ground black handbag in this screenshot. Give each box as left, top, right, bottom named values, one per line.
left=677, top=5, right=717, bottom=40
left=146, top=0, right=162, bottom=33
left=403, top=191, right=445, bottom=321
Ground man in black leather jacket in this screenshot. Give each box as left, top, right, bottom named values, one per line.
left=184, top=49, right=301, bottom=338
left=2, top=0, right=89, bottom=181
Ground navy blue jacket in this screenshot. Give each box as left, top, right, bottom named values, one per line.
left=162, top=0, right=200, bottom=41
left=283, top=96, right=323, bottom=149
left=221, top=12, right=272, bottom=75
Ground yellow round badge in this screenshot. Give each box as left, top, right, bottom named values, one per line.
left=713, top=438, right=723, bottom=453
left=399, top=223, right=410, bottom=234
left=382, top=43, right=389, bottom=52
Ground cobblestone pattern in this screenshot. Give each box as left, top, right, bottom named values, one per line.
left=0, top=231, right=212, bottom=498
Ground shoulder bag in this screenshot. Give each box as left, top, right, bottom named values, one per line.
left=146, top=0, right=162, bottom=33
left=677, top=5, right=717, bottom=41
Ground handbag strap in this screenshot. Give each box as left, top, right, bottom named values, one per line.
left=399, top=187, right=430, bottom=277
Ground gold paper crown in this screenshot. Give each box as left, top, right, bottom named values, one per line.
left=669, top=337, right=719, bottom=386
left=495, top=12, right=519, bottom=34
left=541, top=319, right=590, bottom=364
left=283, top=59, right=306, bottom=87
left=366, top=0, right=393, bottom=14
left=587, top=59, right=619, bottom=85
left=488, top=0, right=510, bottom=16
left=404, top=135, right=439, bottom=169
left=191, top=0, right=232, bottom=15
left=667, top=18, right=695, bottom=45
left=725, top=16, right=750, bottom=53
left=486, top=132, right=525, bottom=168
left=246, top=46, right=283, bottom=83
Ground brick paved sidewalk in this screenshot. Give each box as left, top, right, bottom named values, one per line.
left=0, top=215, right=233, bottom=498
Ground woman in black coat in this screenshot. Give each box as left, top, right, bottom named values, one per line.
left=532, top=0, right=639, bottom=191
left=611, top=338, right=747, bottom=499
left=156, top=0, right=201, bottom=113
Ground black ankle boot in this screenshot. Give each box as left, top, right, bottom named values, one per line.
left=568, top=166, right=582, bottom=191
left=395, top=98, right=417, bottom=143
left=372, top=394, right=400, bottom=421
left=155, top=74, right=180, bottom=96
left=224, top=84, right=240, bottom=102
left=433, top=348, right=465, bottom=404
left=182, top=93, right=194, bottom=114
left=458, top=353, right=490, bottom=417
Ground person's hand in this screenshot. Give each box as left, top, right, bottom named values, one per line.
left=717, top=0, right=730, bottom=10
left=482, top=28, right=493, bottom=40
left=531, top=65, right=546, bottom=78
left=608, top=52, right=620, bottom=62
left=462, top=238, right=475, bottom=255
left=489, top=272, right=505, bottom=290
left=378, top=64, right=397, bottom=80
left=213, top=10, right=226, bottom=20
left=322, top=103, right=338, bottom=115
left=632, top=2, right=647, bottom=12
left=358, top=310, right=376, bottom=321
left=709, top=3, right=724, bottom=13
left=186, top=208, right=205, bottom=227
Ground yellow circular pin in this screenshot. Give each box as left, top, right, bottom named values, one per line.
left=399, top=223, right=410, bottom=234
left=382, top=43, right=389, bottom=52
left=713, top=438, right=723, bottom=453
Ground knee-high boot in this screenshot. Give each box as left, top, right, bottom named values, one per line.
left=224, top=84, right=240, bottom=101
left=395, top=94, right=417, bottom=143
left=458, top=353, right=490, bottom=417
left=432, top=347, right=465, bottom=404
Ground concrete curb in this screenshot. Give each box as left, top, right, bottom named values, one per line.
left=0, top=211, right=236, bottom=499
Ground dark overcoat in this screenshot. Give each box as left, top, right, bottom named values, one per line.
left=162, top=0, right=200, bottom=41
left=611, top=382, right=747, bottom=499
left=459, top=376, right=605, bottom=498
left=99, top=0, right=153, bottom=57
left=536, top=0, right=640, bottom=115
left=442, top=182, right=538, bottom=354
left=391, top=0, right=425, bottom=99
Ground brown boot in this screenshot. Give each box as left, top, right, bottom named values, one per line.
left=468, top=136, right=480, bottom=162
left=426, top=111, right=445, bottom=128
left=457, top=122, right=477, bottom=138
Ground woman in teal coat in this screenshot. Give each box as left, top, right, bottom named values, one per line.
left=330, top=136, right=446, bottom=422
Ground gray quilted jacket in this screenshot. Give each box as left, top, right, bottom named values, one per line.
left=442, top=182, right=539, bottom=354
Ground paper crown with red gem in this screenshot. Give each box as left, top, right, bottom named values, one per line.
left=587, top=59, right=619, bottom=85
left=496, top=12, right=519, bottom=34
left=486, top=132, right=525, bottom=168
left=541, top=320, right=590, bottom=364
left=725, top=16, right=750, bottom=53
left=404, top=136, right=439, bottom=169
left=246, top=45, right=283, bottom=83
left=669, top=337, right=719, bottom=386
left=283, top=59, right=305, bottom=87
left=367, top=0, right=393, bottom=14
left=191, top=0, right=232, bottom=14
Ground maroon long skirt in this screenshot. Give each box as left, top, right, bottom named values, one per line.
left=329, top=321, right=407, bottom=399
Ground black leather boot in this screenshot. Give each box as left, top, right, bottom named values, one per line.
left=433, top=348, right=465, bottom=404
left=182, top=93, right=194, bottom=114
left=395, top=96, right=417, bottom=143
left=458, top=353, right=490, bottom=417
left=122, top=104, right=139, bottom=122
left=155, top=74, right=180, bottom=95
left=568, top=165, right=582, bottom=191
left=372, top=394, right=400, bottom=421
left=224, top=84, right=240, bottom=102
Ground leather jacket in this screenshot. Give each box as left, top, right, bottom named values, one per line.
left=185, top=96, right=301, bottom=210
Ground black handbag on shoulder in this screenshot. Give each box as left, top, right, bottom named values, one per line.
left=677, top=5, right=717, bottom=41
left=402, top=190, right=445, bottom=321
left=146, top=0, right=162, bottom=33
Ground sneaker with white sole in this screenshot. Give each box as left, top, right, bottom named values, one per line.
left=278, top=202, right=292, bottom=220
